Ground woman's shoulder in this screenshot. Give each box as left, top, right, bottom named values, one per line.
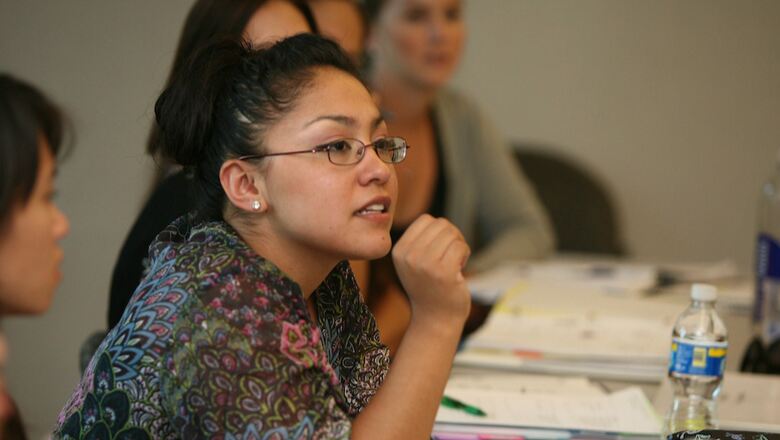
left=113, top=218, right=303, bottom=348
left=435, top=87, right=485, bottom=119
left=147, top=219, right=308, bottom=327
left=434, top=88, right=497, bottom=146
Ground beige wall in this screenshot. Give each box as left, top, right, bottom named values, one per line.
left=451, top=0, right=780, bottom=266
left=1, top=0, right=779, bottom=437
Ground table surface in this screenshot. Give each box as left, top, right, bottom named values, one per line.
left=451, top=276, right=778, bottom=433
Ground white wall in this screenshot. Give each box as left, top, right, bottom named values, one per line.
left=1, top=0, right=779, bottom=437
left=451, top=0, right=780, bottom=266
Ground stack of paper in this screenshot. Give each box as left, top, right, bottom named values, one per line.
left=434, top=372, right=661, bottom=439
left=454, top=349, right=668, bottom=383
left=468, top=258, right=740, bottom=305
left=468, top=260, right=659, bottom=304
left=458, top=281, right=681, bottom=382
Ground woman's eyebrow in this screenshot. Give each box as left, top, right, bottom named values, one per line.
left=303, top=114, right=385, bottom=129
left=372, top=115, right=385, bottom=130
left=304, top=115, right=356, bottom=128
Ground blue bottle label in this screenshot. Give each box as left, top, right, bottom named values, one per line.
left=755, top=233, right=780, bottom=321
left=668, top=338, right=727, bottom=377
left=756, top=233, right=780, bottom=343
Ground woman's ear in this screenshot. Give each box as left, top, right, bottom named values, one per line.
left=219, top=159, right=268, bottom=213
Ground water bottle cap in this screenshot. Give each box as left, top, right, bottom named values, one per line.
left=690, top=283, right=717, bottom=301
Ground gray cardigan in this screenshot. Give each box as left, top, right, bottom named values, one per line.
left=434, top=89, right=555, bottom=272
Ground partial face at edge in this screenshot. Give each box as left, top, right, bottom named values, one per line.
left=257, top=67, right=398, bottom=262
left=0, top=141, right=69, bottom=315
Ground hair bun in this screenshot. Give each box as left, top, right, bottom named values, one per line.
left=154, top=39, right=248, bottom=167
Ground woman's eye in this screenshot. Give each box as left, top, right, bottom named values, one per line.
left=328, top=140, right=352, bottom=152
left=373, top=138, right=390, bottom=151
left=445, top=6, right=461, bottom=21
left=404, top=7, right=428, bottom=22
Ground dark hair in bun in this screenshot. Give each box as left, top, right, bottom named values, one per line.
left=146, top=0, right=318, bottom=161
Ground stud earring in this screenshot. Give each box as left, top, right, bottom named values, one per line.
left=251, top=200, right=261, bottom=211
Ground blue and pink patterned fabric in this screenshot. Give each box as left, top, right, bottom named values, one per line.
left=53, top=216, right=390, bottom=439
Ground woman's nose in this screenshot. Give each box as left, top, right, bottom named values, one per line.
left=429, top=15, right=448, bottom=41
left=358, top=145, right=393, bottom=186
left=53, top=205, right=70, bottom=240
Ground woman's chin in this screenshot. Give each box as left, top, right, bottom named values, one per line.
left=349, top=241, right=392, bottom=261
left=412, top=66, right=455, bottom=90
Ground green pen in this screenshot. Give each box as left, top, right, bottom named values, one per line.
left=440, top=394, right=487, bottom=417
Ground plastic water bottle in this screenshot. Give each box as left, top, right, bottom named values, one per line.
left=664, top=284, right=728, bottom=436
left=754, top=151, right=780, bottom=355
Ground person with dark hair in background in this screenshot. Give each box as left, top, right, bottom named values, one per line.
left=0, top=73, right=71, bottom=439
left=358, top=0, right=555, bottom=354
left=107, top=0, right=319, bottom=329
left=55, top=34, right=471, bottom=439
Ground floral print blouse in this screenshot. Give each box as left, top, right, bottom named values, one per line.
left=53, top=217, right=390, bottom=439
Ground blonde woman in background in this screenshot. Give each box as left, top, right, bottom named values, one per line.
left=361, top=0, right=555, bottom=353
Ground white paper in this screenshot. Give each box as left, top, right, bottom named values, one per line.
left=468, top=313, right=669, bottom=362
left=436, top=386, right=661, bottom=435
left=454, top=348, right=667, bottom=383
left=467, top=259, right=660, bottom=304
left=466, top=281, right=679, bottom=362
left=525, top=260, right=658, bottom=294
left=446, top=371, right=605, bottom=396
left=468, top=258, right=741, bottom=305
left=468, top=262, right=529, bottom=304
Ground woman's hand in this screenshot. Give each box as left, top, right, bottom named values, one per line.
left=353, top=215, right=471, bottom=439
left=391, top=214, right=471, bottom=327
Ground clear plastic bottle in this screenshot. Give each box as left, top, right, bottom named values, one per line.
left=664, top=284, right=728, bottom=436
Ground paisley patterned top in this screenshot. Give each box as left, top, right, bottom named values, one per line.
left=53, top=216, right=390, bottom=439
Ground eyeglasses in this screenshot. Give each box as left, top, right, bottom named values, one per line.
left=238, top=136, right=409, bottom=166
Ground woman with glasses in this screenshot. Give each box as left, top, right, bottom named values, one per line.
left=360, top=0, right=555, bottom=354
left=107, top=0, right=319, bottom=330
left=55, top=34, right=471, bottom=439
left=0, top=73, right=71, bottom=439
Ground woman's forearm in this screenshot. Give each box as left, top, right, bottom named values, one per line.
left=350, top=317, right=461, bottom=439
